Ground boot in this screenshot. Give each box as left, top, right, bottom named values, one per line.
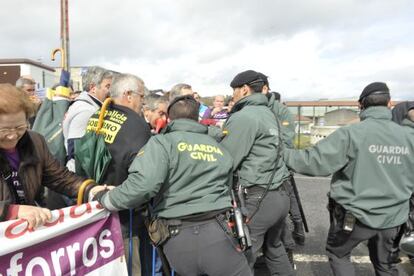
left=292, top=220, right=305, bottom=246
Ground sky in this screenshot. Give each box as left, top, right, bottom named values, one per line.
left=1, top=0, right=414, bottom=100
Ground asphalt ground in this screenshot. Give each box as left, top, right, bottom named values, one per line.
left=254, top=174, right=414, bottom=276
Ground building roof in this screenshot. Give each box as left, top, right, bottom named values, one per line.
left=346, top=117, right=360, bottom=125
left=325, top=108, right=358, bottom=115
left=0, top=58, right=55, bottom=72
left=294, top=115, right=312, bottom=122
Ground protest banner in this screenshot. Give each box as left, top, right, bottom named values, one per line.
left=0, top=201, right=128, bottom=276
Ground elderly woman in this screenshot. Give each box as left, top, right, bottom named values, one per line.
left=0, top=83, right=88, bottom=229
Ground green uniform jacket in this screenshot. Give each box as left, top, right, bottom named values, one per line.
left=101, top=119, right=233, bottom=219
left=284, top=106, right=414, bottom=229
left=32, top=97, right=70, bottom=165
left=221, top=93, right=290, bottom=189
left=268, top=93, right=295, bottom=149
left=402, top=118, right=414, bottom=132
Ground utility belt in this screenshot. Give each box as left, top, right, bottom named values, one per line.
left=327, top=197, right=356, bottom=233
left=243, top=180, right=289, bottom=196
left=147, top=209, right=229, bottom=247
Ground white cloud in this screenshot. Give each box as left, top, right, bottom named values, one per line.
left=1, top=0, right=413, bottom=99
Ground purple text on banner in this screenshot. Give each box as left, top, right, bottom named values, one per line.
left=0, top=213, right=125, bottom=276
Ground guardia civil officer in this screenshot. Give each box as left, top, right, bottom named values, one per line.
left=258, top=72, right=305, bottom=244
left=258, top=72, right=305, bottom=270
left=258, top=73, right=295, bottom=149
left=221, top=70, right=294, bottom=275
left=392, top=101, right=414, bottom=261
left=283, top=82, right=414, bottom=276
left=94, top=95, right=252, bottom=276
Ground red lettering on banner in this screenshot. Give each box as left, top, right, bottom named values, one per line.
left=43, top=209, right=65, bottom=227
left=3, top=203, right=103, bottom=240
left=5, top=219, right=33, bottom=239
left=69, top=203, right=92, bottom=218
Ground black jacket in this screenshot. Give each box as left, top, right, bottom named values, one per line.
left=86, top=103, right=151, bottom=236
left=87, top=103, right=151, bottom=186
left=392, top=101, right=414, bottom=125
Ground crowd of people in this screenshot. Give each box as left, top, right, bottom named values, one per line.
left=0, top=68, right=413, bottom=276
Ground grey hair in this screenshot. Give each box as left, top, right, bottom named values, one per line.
left=143, top=94, right=169, bottom=111
left=143, top=86, right=150, bottom=97
left=82, top=66, right=114, bottom=92
left=15, top=77, right=35, bottom=88
left=169, top=83, right=192, bottom=101
left=109, top=73, right=145, bottom=98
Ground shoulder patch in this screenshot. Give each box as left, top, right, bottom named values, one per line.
left=282, top=121, right=290, bottom=126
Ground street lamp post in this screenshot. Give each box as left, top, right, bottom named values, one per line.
left=61, top=0, right=70, bottom=71
left=52, top=0, right=70, bottom=71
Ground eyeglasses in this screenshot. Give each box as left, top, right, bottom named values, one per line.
left=0, top=124, right=29, bottom=137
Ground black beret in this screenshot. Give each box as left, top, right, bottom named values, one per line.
left=230, top=70, right=263, bottom=88
left=257, top=72, right=269, bottom=86
left=359, top=82, right=390, bottom=102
